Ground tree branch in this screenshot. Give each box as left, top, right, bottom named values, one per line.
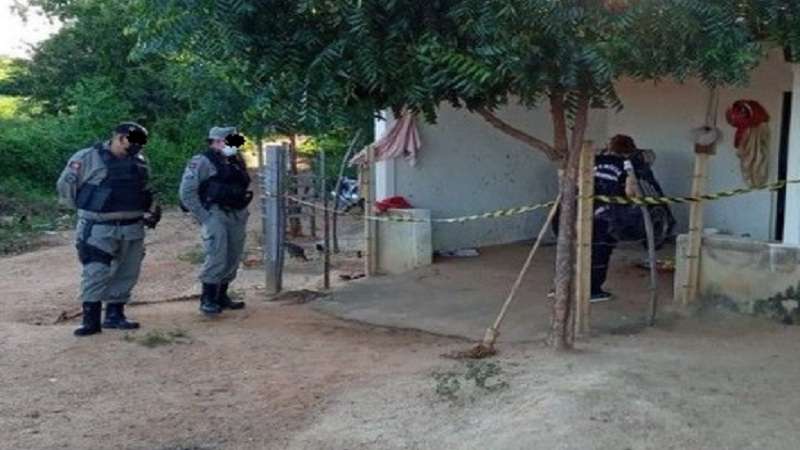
left=549, top=92, right=569, bottom=162
left=570, top=90, right=591, bottom=155
left=476, top=107, right=558, bottom=160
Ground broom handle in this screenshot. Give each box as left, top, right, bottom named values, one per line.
left=491, top=195, right=562, bottom=332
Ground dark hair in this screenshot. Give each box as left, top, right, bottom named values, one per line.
left=608, top=134, right=636, bottom=155
left=113, top=122, right=148, bottom=145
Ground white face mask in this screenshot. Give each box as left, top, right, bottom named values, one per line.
left=222, top=146, right=238, bottom=157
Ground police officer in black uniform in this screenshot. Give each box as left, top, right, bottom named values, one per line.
left=591, top=134, right=640, bottom=302
left=57, top=123, right=161, bottom=336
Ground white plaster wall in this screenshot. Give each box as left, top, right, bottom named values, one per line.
left=609, top=50, right=792, bottom=240
left=381, top=50, right=791, bottom=250
left=390, top=104, right=606, bottom=251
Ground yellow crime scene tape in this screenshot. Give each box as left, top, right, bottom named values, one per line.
left=269, top=178, right=800, bottom=224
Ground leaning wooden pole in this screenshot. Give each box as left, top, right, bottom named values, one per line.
left=682, top=145, right=713, bottom=307
left=480, top=196, right=562, bottom=349
left=574, top=141, right=594, bottom=337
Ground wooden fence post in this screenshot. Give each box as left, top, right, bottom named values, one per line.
left=574, top=141, right=595, bottom=337
left=263, top=144, right=286, bottom=295
left=682, top=145, right=713, bottom=306
left=364, top=145, right=377, bottom=276
left=322, top=148, right=331, bottom=289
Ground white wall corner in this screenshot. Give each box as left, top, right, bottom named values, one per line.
left=373, top=110, right=396, bottom=200
left=782, top=65, right=800, bottom=244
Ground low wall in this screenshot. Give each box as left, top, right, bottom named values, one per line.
left=675, top=234, right=800, bottom=324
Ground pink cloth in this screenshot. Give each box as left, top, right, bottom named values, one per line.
left=350, top=114, right=421, bottom=166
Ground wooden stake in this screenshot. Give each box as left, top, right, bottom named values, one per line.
left=683, top=147, right=711, bottom=306
left=322, top=149, right=331, bottom=290
left=363, top=146, right=377, bottom=276
left=574, top=141, right=594, bottom=337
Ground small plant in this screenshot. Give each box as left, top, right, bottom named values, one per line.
left=124, top=329, right=191, bottom=348
left=432, top=371, right=462, bottom=401
left=432, top=360, right=509, bottom=402
left=177, top=246, right=205, bottom=265
left=463, top=361, right=509, bottom=392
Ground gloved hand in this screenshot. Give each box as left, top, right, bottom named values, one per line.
left=623, top=159, right=634, bottom=173
left=143, top=205, right=162, bottom=229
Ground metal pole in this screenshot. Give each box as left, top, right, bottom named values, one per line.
left=263, top=144, right=286, bottom=295
left=322, top=148, right=331, bottom=289
left=332, top=130, right=363, bottom=254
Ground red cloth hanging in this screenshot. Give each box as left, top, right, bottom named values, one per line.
left=725, top=100, right=770, bottom=147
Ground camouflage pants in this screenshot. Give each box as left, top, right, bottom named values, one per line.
left=199, top=206, right=249, bottom=284
left=76, top=219, right=145, bottom=304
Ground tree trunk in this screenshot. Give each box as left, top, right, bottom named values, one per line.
left=288, top=133, right=303, bottom=237
left=547, top=90, right=590, bottom=350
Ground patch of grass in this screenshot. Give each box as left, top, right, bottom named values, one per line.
left=123, top=329, right=192, bottom=348
left=432, top=360, right=509, bottom=403
left=177, top=246, right=205, bottom=265
left=0, top=177, right=74, bottom=255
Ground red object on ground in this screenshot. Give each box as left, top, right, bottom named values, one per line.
left=375, top=196, right=413, bottom=213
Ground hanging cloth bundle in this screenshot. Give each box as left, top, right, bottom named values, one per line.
left=725, top=99, right=771, bottom=187
left=349, top=113, right=421, bottom=167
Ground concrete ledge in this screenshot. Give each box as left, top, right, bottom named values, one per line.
left=676, top=234, right=800, bottom=324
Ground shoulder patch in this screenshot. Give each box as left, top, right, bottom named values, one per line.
left=69, top=161, right=82, bottom=172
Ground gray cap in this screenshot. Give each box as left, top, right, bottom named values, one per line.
left=208, top=126, right=237, bottom=140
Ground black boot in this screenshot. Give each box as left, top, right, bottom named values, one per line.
left=218, top=282, right=245, bottom=310
left=74, top=302, right=102, bottom=337
left=103, top=303, right=140, bottom=330
left=200, top=283, right=222, bottom=315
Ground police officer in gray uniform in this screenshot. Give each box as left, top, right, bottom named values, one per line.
left=179, top=127, right=252, bottom=315
left=57, top=123, right=162, bottom=336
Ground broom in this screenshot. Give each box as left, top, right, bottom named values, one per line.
left=456, top=195, right=562, bottom=359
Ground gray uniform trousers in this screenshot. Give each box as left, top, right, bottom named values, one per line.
left=200, top=205, right=249, bottom=284
left=76, top=218, right=145, bottom=304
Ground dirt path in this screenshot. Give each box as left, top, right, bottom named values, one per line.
left=2, top=209, right=800, bottom=450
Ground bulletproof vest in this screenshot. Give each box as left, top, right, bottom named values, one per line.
left=199, top=149, right=252, bottom=210
left=76, top=145, right=150, bottom=213
left=593, top=154, right=627, bottom=197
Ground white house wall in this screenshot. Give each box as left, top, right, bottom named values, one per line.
left=609, top=49, right=792, bottom=240
left=379, top=51, right=792, bottom=250
left=389, top=104, right=605, bottom=252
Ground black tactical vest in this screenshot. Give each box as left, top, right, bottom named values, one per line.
left=199, top=149, right=252, bottom=210
left=593, top=154, right=627, bottom=197
left=76, top=145, right=150, bottom=213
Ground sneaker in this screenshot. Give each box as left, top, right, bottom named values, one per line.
left=547, top=289, right=555, bottom=299
left=590, top=291, right=613, bottom=303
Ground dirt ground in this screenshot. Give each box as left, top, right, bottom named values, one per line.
left=2, top=209, right=800, bottom=450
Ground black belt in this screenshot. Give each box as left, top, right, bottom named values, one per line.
left=92, top=218, right=143, bottom=226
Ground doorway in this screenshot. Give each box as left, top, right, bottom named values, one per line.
left=775, top=91, right=792, bottom=241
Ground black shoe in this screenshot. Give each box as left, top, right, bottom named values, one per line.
left=590, top=290, right=613, bottom=303
left=103, top=303, right=140, bottom=330
left=74, top=302, right=102, bottom=337
left=200, top=283, right=222, bottom=315
left=218, top=283, right=245, bottom=310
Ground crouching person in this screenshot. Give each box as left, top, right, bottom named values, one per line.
left=179, top=127, right=252, bottom=315
left=56, top=123, right=162, bottom=336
